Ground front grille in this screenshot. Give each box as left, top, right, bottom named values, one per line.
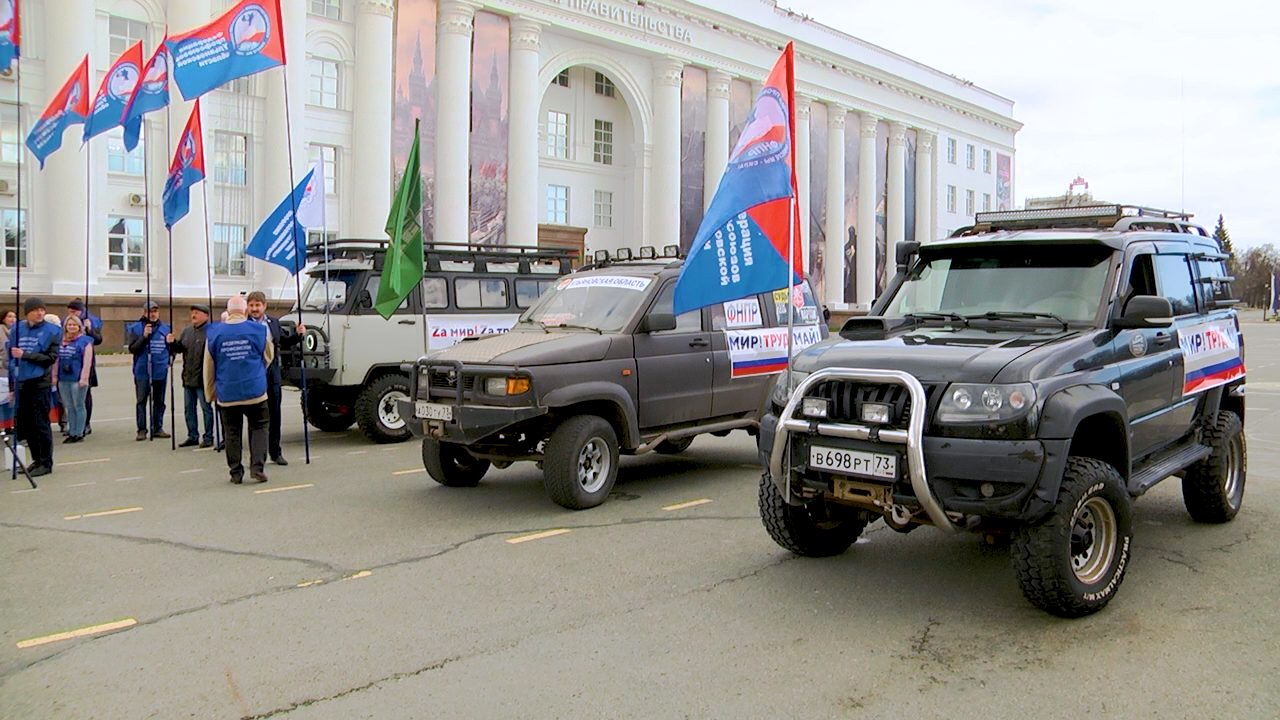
left=428, top=370, right=476, bottom=392
left=806, top=381, right=935, bottom=425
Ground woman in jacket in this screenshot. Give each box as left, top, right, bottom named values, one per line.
left=56, top=315, right=94, bottom=443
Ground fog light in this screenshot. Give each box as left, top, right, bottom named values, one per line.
left=801, top=398, right=829, bottom=419
left=861, top=403, right=891, bottom=425
left=980, top=482, right=996, bottom=498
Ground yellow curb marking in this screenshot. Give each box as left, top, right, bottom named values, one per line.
left=59, top=458, right=111, bottom=467
left=296, top=580, right=324, bottom=588
left=392, top=468, right=426, bottom=476
left=507, top=529, right=571, bottom=545
left=663, top=498, right=713, bottom=511
left=17, top=618, right=137, bottom=649
left=64, top=507, right=142, bottom=521
left=342, top=570, right=373, bottom=581
left=253, top=483, right=314, bottom=495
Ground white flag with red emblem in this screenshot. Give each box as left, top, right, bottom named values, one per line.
left=296, top=159, right=326, bottom=230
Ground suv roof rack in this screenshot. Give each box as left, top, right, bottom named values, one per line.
left=951, top=205, right=1209, bottom=238
left=305, top=238, right=579, bottom=274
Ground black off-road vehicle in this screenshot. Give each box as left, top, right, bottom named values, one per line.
left=761, top=205, right=1246, bottom=617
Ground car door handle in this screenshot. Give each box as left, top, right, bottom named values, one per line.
left=689, top=338, right=709, bottom=348
left=1152, top=332, right=1173, bottom=345
left=398, top=320, right=417, bottom=326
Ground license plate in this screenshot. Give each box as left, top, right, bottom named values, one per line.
left=808, top=445, right=897, bottom=480
left=415, top=402, right=454, bottom=421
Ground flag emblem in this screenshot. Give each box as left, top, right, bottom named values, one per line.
left=107, top=62, right=140, bottom=101
left=731, top=89, right=788, bottom=167
left=231, top=5, right=270, bottom=55
left=140, top=54, right=168, bottom=95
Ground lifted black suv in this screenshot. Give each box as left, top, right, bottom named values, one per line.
left=761, top=205, right=1246, bottom=617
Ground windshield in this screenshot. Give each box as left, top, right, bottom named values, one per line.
left=298, top=270, right=362, bottom=313
left=518, top=275, right=655, bottom=332
left=885, top=246, right=1113, bottom=323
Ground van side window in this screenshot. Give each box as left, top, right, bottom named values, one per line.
left=456, top=278, right=509, bottom=309
left=362, top=275, right=412, bottom=314
left=1153, top=254, right=1197, bottom=315
left=422, top=277, right=448, bottom=309
left=515, top=278, right=555, bottom=309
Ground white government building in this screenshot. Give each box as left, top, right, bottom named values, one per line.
left=0, top=0, right=1019, bottom=313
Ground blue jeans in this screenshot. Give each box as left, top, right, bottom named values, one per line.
left=58, top=381, right=88, bottom=438
left=184, top=386, right=215, bottom=443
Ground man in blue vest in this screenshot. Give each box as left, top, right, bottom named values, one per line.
left=65, top=299, right=103, bottom=437
left=126, top=301, right=173, bottom=442
left=205, top=296, right=273, bottom=484
left=7, top=298, right=62, bottom=476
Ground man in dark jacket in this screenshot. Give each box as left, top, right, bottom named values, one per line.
left=65, top=299, right=102, bottom=436
left=246, top=291, right=303, bottom=466
left=126, top=301, right=172, bottom=441
left=169, top=304, right=215, bottom=448
left=8, top=298, right=61, bottom=476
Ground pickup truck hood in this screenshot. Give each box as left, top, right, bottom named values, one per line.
left=795, top=324, right=1076, bottom=384
left=433, top=329, right=612, bottom=366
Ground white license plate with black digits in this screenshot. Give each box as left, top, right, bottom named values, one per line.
left=808, top=445, right=897, bottom=480
left=415, top=402, right=454, bottom=421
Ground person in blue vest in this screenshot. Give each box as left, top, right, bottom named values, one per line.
left=7, top=298, right=62, bottom=477
left=56, top=314, right=94, bottom=443
left=126, top=301, right=173, bottom=442
left=204, top=296, right=274, bottom=485
left=65, top=299, right=103, bottom=436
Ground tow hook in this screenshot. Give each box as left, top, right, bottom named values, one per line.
left=885, top=504, right=915, bottom=531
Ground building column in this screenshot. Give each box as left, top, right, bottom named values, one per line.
left=651, top=57, right=683, bottom=248
left=886, top=121, right=907, bottom=262
left=262, top=0, right=308, bottom=297
left=856, top=113, right=879, bottom=306
left=434, top=0, right=482, bottom=244
left=823, top=105, right=845, bottom=305
left=914, top=130, right=934, bottom=242
left=795, top=96, right=811, bottom=274
left=506, top=17, right=542, bottom=248
left=169, top=0, right=212, bottom=299
left=704, top=69, right=731, bottom=210
left=351, top=0, right=395, bottom=238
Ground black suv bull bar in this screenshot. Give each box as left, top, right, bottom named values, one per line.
left=769, top=368, right=958, bottom=533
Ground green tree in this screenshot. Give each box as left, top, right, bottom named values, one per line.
left=1213, top=215, right=1237, bottom=276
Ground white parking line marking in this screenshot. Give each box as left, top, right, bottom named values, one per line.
left=253, top=483, right=314, bottom=495
left=17, top=618, right=137, bottom=649
left=65, top=507, right=143, bottom=521
left=10, top=488, right=39, bottom=494
left=392, top=468, right=426, bottom=476
left=347, top=450, right=368, bottom=455
left=507, top=529, right=571, bottom=545
left=67, top=482, right=97, bottom=488
left=663, top=498, right=713, bottom=511
left=114, top=476, right=144, bottom=483
left=59, top=458, right=111, bottom=467
left=179, top=469, right=205, bottom=475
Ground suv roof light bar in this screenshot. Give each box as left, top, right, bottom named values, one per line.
left=952, top=204, right=1207, bottom=237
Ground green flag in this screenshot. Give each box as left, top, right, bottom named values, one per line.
left=376, top=119, right=425, bottom=320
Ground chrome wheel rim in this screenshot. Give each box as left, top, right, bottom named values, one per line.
left=577, top=437, right=610, bottom=493
left=379, top=390, right=408, bottom=430
left=1224, top=436, right=1244, bottom=508
left=1070, top=497, right=1118, bottom=585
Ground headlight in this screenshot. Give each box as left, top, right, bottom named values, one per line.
left=769, top=371, right=810, bottom=409
left=937, top=383, right=1035, bottom=424
left=485, top=376, right=531, bottom=396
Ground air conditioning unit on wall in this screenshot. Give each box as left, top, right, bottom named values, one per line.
left=129, top=192, right=146, bottom=206
left=0, top=179, right=11, bottom=195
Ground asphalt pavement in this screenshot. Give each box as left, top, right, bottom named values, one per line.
left=1, top=323, right=1278, bottom=719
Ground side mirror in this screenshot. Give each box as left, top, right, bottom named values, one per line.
left=895, top=241, right=921, bottom=270
left=357, top=290, right=373, bottom=310
left=638, top=312, right=677, bottom=333
left=1114, top=296, right=1174, bottom=329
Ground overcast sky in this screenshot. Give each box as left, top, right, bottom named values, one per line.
left=782, top=0, right=1280, bottom=249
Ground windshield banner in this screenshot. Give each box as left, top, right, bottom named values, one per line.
left=560, top=276, right=652, bottom=292
left=427, top=314, right=518, bottom=351
left=1178, top=319, right=1244, bottom=396
left=725, top=325, right=822, bottom=378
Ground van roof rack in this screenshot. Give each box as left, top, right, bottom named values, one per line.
left=951, top=205, right=1209, bottom=237
left=305, top=238, right=579, bottom=274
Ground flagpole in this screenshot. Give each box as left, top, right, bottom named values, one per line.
left=11, top=52, right=33, bottom=487
left=280, top=68, right=311, bottom=465
left=164, top=104, right=177, bottom=450
left=142, top=118, right=156, bottom=439
left=201, top=171, right=220, bottom=450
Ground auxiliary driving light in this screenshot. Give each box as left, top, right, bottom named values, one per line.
left=800, top=398, right=830, bottom=419
left=861, top=402, right=892, bottom=425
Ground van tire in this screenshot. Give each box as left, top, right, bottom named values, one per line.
left=305, top=393, right=355, bottom=433
left=355, top=375, right=413, bottom=444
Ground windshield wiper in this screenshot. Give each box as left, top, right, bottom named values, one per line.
left=516, top=319, right=552, bottom=333
left=554, top=323, right=604, bottom=334
left=967, top=311, right=1070, bottom=331
left=903, top=312, right=969, bottom=327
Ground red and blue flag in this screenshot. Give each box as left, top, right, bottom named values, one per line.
left=673, top=43, right=802, bottom=316
left=162, top=100, right=205, bottom=229
left=0, top=0, right=19, bottom=72
left=83, top=40, right=143, bottom=142
left=121, top=38, right=171, bottom=152
left=24, top=55, right=89, bottom=169
left=166, top=0, right=287, bottom=102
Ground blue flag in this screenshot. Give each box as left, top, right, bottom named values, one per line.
left=245, top=168, right=314, bottom=275
left=166, top=0, right=287, bottom=101
left=162, top=101, right=205, bottom=229
left=0, top=0, right=19, bottom=73
left=25, top=56, right=89, bottom=169
left=121, top=40, right=170, bottom=152
left=84, top=40, right=143, bottom=142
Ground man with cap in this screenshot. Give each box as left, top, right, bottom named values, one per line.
left=205, top=296, right=273, bottom=484
left=246, top=291, right=304, bottom=466
left=7, top=298, right=61, bottom=476
left=64, top=299, right=103, bottom=436
left=169, top=303, right=216, bottom=448
left=125, top=301, right=173, bottom=441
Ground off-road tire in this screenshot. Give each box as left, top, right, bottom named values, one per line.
left=355, top=374, right=412, bottom=444
left=654, top=436, right=694, bottom=455
left=543, top=415, right=619, bottom=510
left=422, top=439, right=490, bottom=487
left=759, top=471, right=866, bottom=557
left=1011, top=457, right=1134, bottom=618
left=1182, top=411, right=1246, bottom=524
left=305, top=393, right=355, bottom=433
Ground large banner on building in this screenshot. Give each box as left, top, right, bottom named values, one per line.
left=997, top=152, right=1013, bottom=210
left=470, top=11, right=509, bottom=246
left=842, top=111, right=860, bottom=303
left=874, top=119, right=888, bottom=297
left=394, top=0, right=439, bottom=242
left=679, top=66, right=707, bottom=252
left=905, top=130, right=917, bottom=244
left=808, top=102, right=828, bottom=305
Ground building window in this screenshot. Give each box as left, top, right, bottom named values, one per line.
left=593, top=120, right=613, bottom=165
left=213, top=133, right=248, bottom=186
left=310, top=144, right=338, bottom=195
left=966, top=144, right=975, bottom=169
left=212, top=224, right=248, bottom=276
left=309, top=57, right=340, bottom=109
left=309, top=0, right=340, bottom=20
left=307, top=230, right=338, bottom=246
left=2, top=209, right=26, bottom=269
left=108, top=16, right=147, bottom=60
left=946, top=185, right=956, bottom=213
left=983, top=149, right=992, bottom=174
left=965, top=189, right=975, bottom=216
left=594, top=72, right=616, bottom=98
left=107, top=217, right=145, bottom=273
left=546, top=185, right=569, bottom=224
left=551, top=69, right=569, bottom=88
left=946, top=138, right=956, bottom=164
left=106, top=128, right=145, bottom=175
left=547, top=111, right=569, bottom=159
left=222, top=76, right=253, bottom=94
left=2, top=102, right=21, bottom=163
left=593, top=190, right=613, bottom=228
left=983, top=193, right=992, bottom=212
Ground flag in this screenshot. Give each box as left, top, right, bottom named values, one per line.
left=166, top=0, right=287, bottom=102
left=245, top=167, right=314, bottom=275
left=24, top=55, right=89, bottom=169
left=295, top=160, right=325, bottom=230
left=84, top=40, right=143, bottom=142
left=376, top=119, right=424, bottom=320
left=672, top=43, right=802, bottom=316
left=0, top=0, right=19, bottom=72
left=162, top=100, right=205, bottom=228
left=1272, top=271, right=1280, bottom=314
left=121, top=39, right=170, bottom=152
